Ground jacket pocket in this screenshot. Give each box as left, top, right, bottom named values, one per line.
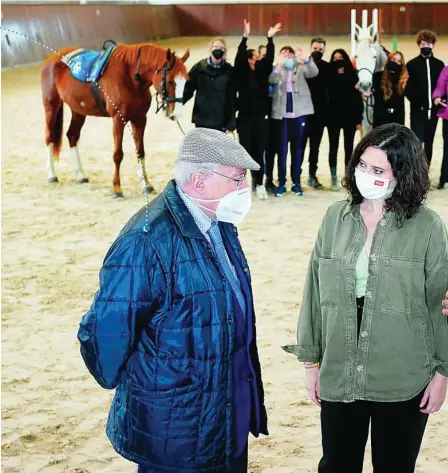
left=380, top=259, right=425, bottom=314
left=318, top=258, right=341, bottom=309
left=128, top=376, right=204, bottom=467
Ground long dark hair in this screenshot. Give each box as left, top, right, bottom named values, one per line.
left=342, top=123, right=430, bottom=227
left=329, top=49, right=356, bottom=73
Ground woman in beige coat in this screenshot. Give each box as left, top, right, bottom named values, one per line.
left=269, top=46, right=318, bottom=196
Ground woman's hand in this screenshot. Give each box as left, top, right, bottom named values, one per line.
left=268, top=23, right=282, bottom=38
left=420, top=372, right=448, bottom=414
left=443, top=291, right=448, bottom=316
left=434, top=97, right=447, bottom=107
left=305, top=366, right=321, bottom=406
left=356, top=124, right=362, bottom=131
left=243, top=19, right=250, bottom=38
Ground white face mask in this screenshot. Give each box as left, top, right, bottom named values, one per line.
left=355, top=168, right=396, bottom=200
left=191, top=187, right=252, bottom=225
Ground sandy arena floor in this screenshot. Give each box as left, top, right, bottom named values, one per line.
left=2, top=35, right=448, bottom=473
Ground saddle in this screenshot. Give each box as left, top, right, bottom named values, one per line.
left=62, top=40, right=116, bottom=116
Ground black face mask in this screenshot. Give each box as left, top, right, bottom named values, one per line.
left=420, top=46, right=432, bottom=57
left=212, top=49, right=224, bottom=60
left=311, top=51, right=323, bottom=62
left=387, top=62, right=402, bottom=74
left=333, top=59, right=344, bottom=69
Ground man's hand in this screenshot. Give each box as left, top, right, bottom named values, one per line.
left=243, top=19, right=250, bottom=38
left=295, top=47, right=307, bottom=62
left=442, top=291, right=448, bottom=316
left=420, top=372, right=448, bottom=414
left=268, top=23, right=282, bottom=38
left=305, top=366, right=321, bottom=406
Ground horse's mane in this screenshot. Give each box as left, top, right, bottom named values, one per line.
left=114, top=43, right=185, bottom=75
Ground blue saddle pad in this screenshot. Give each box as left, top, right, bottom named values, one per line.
left=63, top=45, right=115, bottom=83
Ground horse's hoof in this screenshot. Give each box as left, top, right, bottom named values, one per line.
left=47, top=177, right=59, bottom=184
left=112, top=192, right=124, bottom=199
left=76, top=178, right=89, bottom=184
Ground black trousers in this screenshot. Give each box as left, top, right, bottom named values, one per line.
left=328, top=121, right=357, bottom=171
left=303, top=113, right=327, bottom=176
left=265, top=117, right=281, bottom=181
left=238, top=115, right=269, bottom=186
left=318, top=389, right=429, bottom=473
left=410, top=110, right=439, bottom=165
left=440, top=119, right=448, bottom=185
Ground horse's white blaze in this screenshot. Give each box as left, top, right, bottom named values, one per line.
left=46, top=143, right=57, bottom=180
left=170, top=75, right=186, bottom=121
left=71, top=146, right=87, bottom=181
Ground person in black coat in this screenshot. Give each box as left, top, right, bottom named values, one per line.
left=372, top=51, right=408, bottom=127
left=183, top=38, right=236, bottom=132
left=327, top=49, right=363, bottom=190
left=233, top=19, right=281, bottom=199
left=303, top=36, right=330, bottom=190
left=405, top=29, right=445, bottom=165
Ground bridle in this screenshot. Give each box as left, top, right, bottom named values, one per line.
left=153, top=61, right=184, bottom=115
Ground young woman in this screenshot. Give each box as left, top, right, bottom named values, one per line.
left=269, top=46, right=318, bottom=197
left=432, top=65, right=448, bottom=189
left=372, top=51, right=408, bottom=127
left=327, top=49, right=364, bottom=191
left=284, top=123, right=448, bottom=473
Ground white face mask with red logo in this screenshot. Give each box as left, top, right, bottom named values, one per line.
left=355, top=168, right=396, bottom=200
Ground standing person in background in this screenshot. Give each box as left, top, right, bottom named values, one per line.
left=405, top=29, right=445, bottom=166
left=183, top=38, right=236, bottom=133
left=432, top=65, right=448, bottom=190
left=327, top=48, right=363, bottom=191
left=372, top=51, right=408, bottom=127
left=234, top=19, right=281, bottom=200
left=269, top=46, right=318, bottom=197
left=303, top=37, right=330, bottom=190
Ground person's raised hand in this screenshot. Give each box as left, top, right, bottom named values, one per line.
left=268, top=23, right=282, bottom=38
left=243, top=19, right=250, bottom=38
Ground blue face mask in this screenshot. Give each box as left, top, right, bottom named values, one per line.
left=284, top=58, right=295, bottom=69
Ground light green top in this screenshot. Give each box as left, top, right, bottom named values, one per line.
left=355, top=246, right=369, bottom=298
left=282, top=200, right=448, bottom=403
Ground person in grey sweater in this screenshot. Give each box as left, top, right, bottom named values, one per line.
left=269, top=46, right=318, bottom=196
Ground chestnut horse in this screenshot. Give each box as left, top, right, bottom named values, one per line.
left=41, top=43, right=190, bottom=198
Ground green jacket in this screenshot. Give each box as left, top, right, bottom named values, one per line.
left=283, top=200, right=448, bottom=403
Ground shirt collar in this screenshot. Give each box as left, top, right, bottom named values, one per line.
left=176, top=185, right=213, bottom=236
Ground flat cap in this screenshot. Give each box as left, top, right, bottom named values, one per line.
left=176, top=127, right=260, bottom=171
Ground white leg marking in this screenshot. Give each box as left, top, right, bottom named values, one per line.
left=71, top=146, right=87, bottom=181
left=137, top=158, right=148, bottom=190
left=47, top=143, right=57, bottom=181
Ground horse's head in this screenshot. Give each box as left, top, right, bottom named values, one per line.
left=355, top=35, right=378, bottom=95
left=153, top=48, right=190, bottom=121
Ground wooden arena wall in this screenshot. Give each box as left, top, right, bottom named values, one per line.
left=2, top=2, right=448, bottom=69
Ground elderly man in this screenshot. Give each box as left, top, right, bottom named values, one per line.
left=77, top=128, right=268, bottom=473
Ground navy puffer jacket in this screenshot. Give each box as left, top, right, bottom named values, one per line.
left=77, top=180, right=268, bottom=472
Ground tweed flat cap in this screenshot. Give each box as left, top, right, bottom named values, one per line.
left=176, top=128, right=260, bottom=171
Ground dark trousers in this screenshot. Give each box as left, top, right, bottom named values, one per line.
left=410, top=110, right=439, bottom=165
left=440, top=119, right=448, bottom=185
left=318, top=390, right=429, bottom=473
left=265, top=117, right=281, bottom=181
left=303, top=113, right=327, bottom=176
left=328, top=122, right=357, bottom=172
left=278, top=116, right=306, bottom=186
left=238, top=115, right=269, bottom=186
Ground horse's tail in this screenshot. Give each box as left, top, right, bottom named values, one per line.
left=52, top=105, right=63, bottom=161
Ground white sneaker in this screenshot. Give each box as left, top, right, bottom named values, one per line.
left=256, top=185, right=268, bottom=200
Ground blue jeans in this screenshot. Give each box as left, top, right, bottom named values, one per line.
left=278, top=116, right=306, bottom=186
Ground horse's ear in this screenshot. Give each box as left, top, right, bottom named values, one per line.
left=181, top=48, right=190, bottom=63
left=166, top=48, right=172, bottom=62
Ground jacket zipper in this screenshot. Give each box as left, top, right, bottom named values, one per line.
left=426, top=58, right=432, bottom=120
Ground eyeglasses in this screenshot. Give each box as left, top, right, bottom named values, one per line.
left=211, top=170, right=247, bottom=187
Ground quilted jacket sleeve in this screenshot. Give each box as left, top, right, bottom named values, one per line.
left=77, top=231, right=165, bottom=389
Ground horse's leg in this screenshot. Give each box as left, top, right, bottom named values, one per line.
left=44, top=101, right=63, bottom=184
left=112, top=115, right=125, bottom=199
left=66, top=111, right=89, bottom=183
left=131, top=115, right=155, bottom=194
